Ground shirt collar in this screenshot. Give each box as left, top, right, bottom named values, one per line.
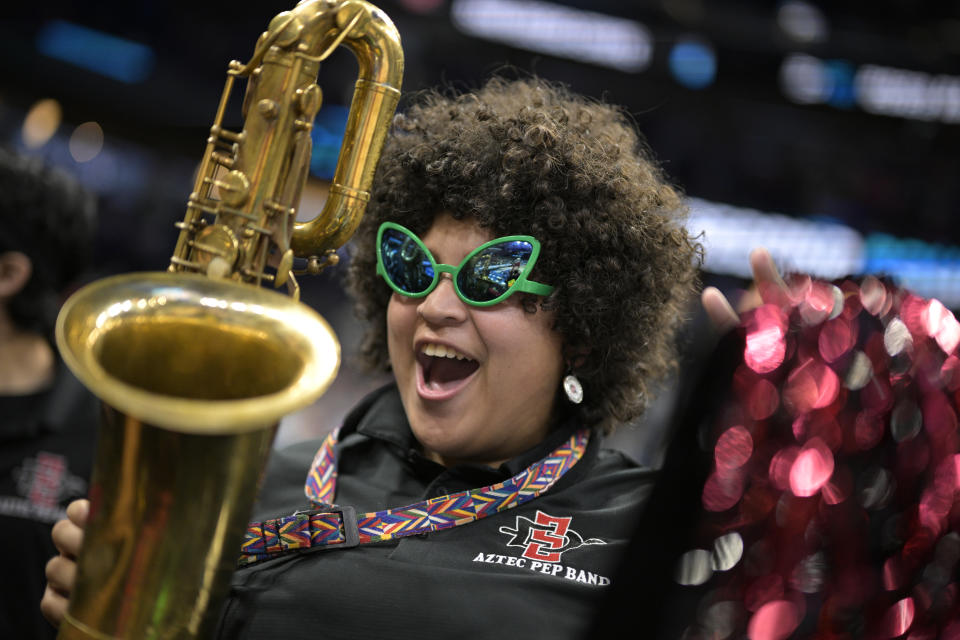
left=347, top=382, right=413, bottom=449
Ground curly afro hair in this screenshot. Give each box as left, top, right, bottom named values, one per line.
left=346, top=76, right=701, bottom=433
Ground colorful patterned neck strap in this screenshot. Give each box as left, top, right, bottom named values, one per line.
left=239, top=427, right=590, bottom=567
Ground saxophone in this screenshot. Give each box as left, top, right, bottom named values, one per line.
left=54, top=2, right=403, bottom=637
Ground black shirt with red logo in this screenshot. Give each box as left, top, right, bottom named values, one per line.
left=0, top=361, right=99, bottom=640
left=216, top=384, right=656, bottom=639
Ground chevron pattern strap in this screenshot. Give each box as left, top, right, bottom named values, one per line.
left=239, top=428, right=590, bottom=566
left=304, top=427, right=339, bottom=506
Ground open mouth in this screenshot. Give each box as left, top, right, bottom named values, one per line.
left=416, top=343, right=479, bottom=398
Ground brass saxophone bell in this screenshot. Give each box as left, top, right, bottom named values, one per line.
left=55, top=272, right=340, bottom=639
left=55, top=0, right=403, bottom=636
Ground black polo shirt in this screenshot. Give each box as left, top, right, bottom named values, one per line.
left=217, top=384, right=656, bottom=639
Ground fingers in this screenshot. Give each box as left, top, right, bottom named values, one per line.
left=45, top=554, right=78, bottom=597
left=66, top=499, right=89, bottom=528
left=52, top=500, right=88, bottom=559
left=40, top=581, right=69, bottom=628
left=42, top=499, right=89, bottom=628
left=701, top=286, right=739, bottom=334
left=748, top=247, right=780, bottom=284
left=749, top=247, right=790, bottom=307
left=703, top=247, right=791, bottom=333
left=42, top=549, right=80, bottom=628
left=52, top=518, right=84, bottom=559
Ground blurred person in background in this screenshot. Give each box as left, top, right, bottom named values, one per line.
left=0, top=147, right=99, bottom=639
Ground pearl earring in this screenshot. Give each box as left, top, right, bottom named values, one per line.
left=563, top=374, right=583, bottom=404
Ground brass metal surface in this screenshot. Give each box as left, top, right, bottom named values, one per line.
left=56, top=272, right=340, bottom=434
left=57, top=411, right=277, bottom=640
left=169, top=0, right=404, bottom=291
left=55, top=272, right=340, bottom=639
left=54, top=1, right=403, bottom=637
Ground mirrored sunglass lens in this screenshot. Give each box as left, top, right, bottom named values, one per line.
left=381, top=229, right=434, bottom=294
left=457, top=240, right=534, bottom=302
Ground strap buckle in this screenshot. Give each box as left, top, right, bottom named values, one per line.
left=296, top=505, right=359, bottom=551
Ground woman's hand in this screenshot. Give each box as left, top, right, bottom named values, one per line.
left=40, top=498, right=89, bottom=627
left=701, top=247, right=788, bottom=332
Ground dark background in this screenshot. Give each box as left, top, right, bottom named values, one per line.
left=1, top=0, right=958, bottom=447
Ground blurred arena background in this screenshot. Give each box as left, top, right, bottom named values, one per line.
left=2, top=0, right=958, bottom=456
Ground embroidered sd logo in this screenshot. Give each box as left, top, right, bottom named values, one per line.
left=498, top=510, right=605, bottom=563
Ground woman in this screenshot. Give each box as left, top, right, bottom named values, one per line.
left=0, top=149, right=98, bottom=640
left=44, top=76, right=715, bottom=637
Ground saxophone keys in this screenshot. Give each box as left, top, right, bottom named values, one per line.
left=294, top=251, right=340, bottom=277
left=295, top=84, right=322, bottom=117
left=257, top=99, right=279, bottom=120
left=267, top=12, right=304, bottom=48
left=191, top=225, right=239, bottom=279
left=215, top=170, right=251, bottom=207
left=274, top=249, right=295, bottom=289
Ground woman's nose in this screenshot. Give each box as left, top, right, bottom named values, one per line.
left=417, top=274, right=468, bottom=325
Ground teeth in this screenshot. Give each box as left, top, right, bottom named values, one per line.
left=422, top=343, right=470, bottom=360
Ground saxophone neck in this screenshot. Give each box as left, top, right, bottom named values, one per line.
left=170, top=0, right=403, bottom=289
